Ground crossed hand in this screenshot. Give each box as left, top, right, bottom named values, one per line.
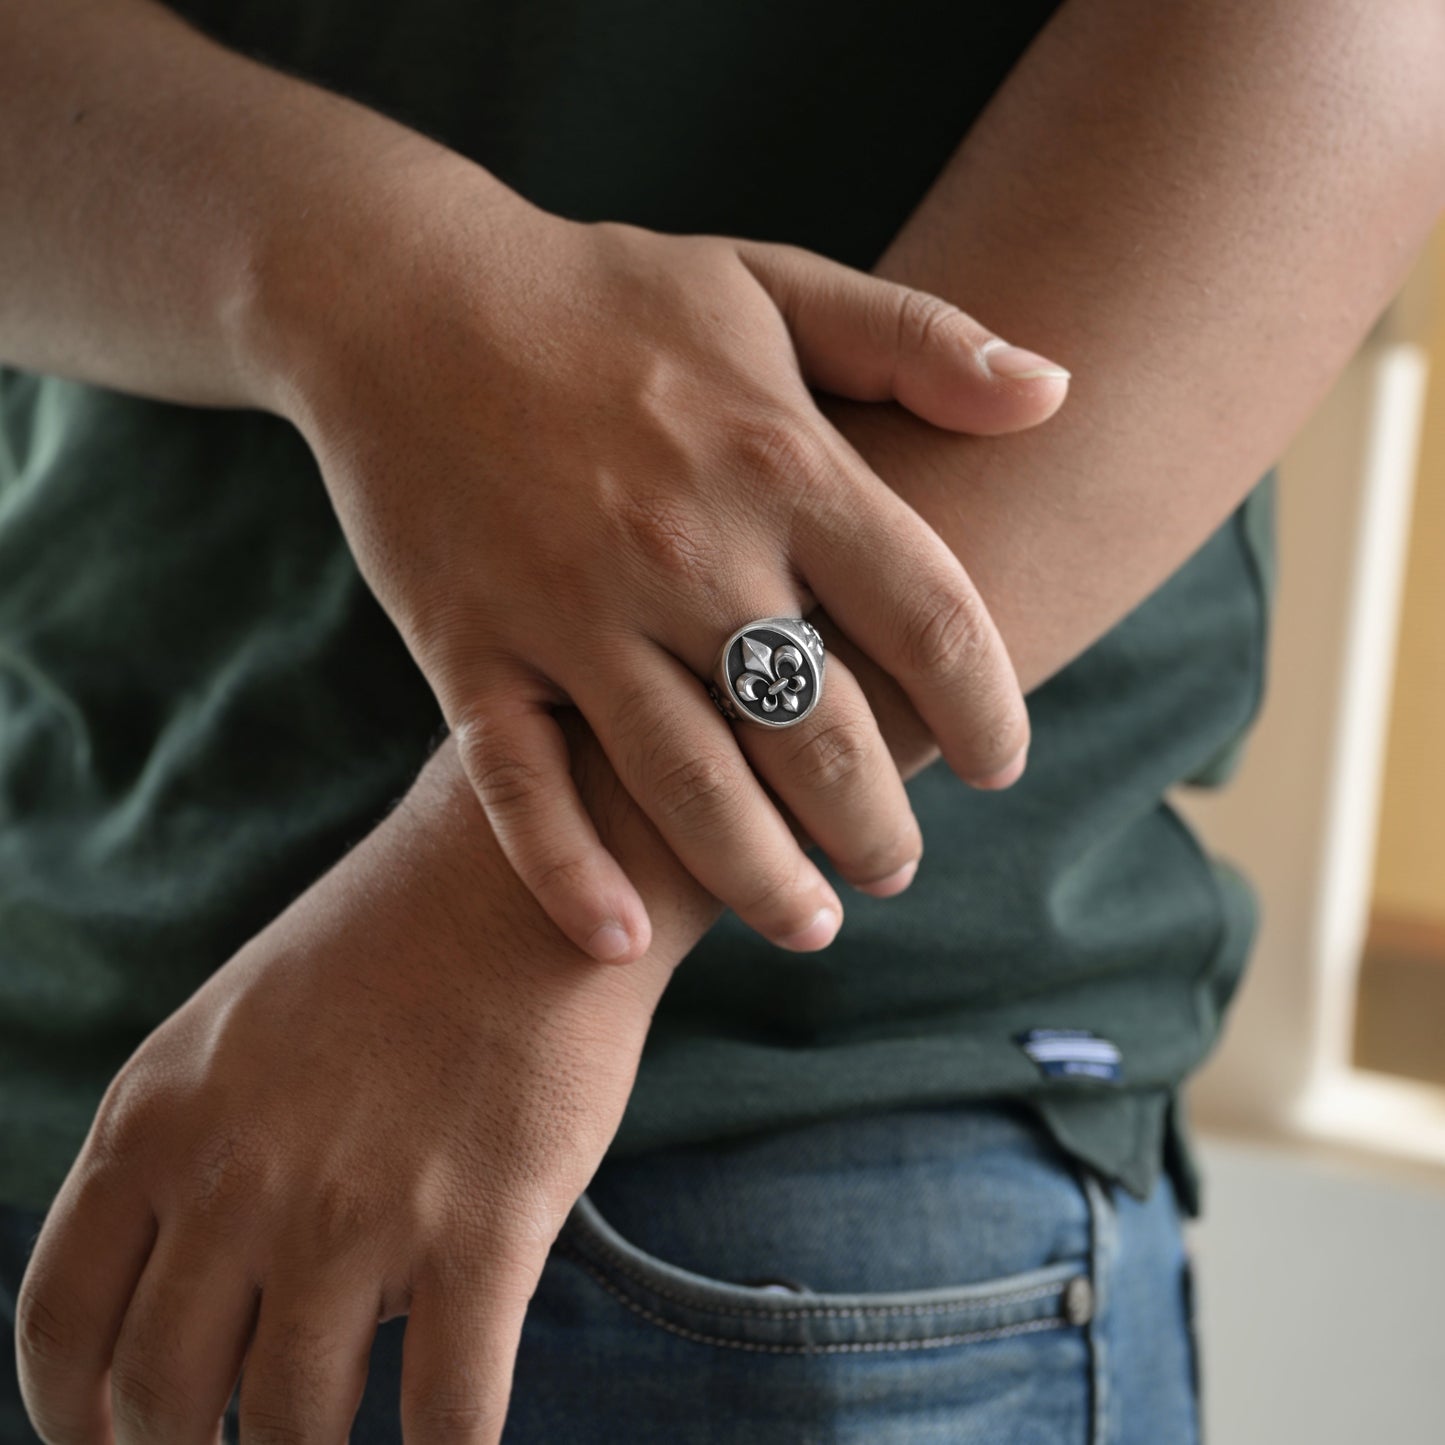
left=17, top=191, right=1068, bottom=1444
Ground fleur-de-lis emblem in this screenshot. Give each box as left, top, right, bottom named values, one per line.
left=735, top=636, right=808, bottom=713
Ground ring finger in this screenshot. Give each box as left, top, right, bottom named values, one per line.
left=568, top=641, right=847, bottom=950
left=685, top=622, right=923, bottom=898
left=236, top=1258, right=382, bottom=1444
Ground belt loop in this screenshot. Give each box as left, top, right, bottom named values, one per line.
left=1081, top=1168, right=1116, bottom=1445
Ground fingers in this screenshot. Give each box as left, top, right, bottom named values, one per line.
left=108, top=1225, right=258, bottom=1445
left=451, top=677, right=653, bottom=965
left=688, top=642, right=925, bottom=899
left=792, top=436, right=1031, bottom=790
left=736, top=237, right=1070, bottom=437
left=15, top=1160, right=156, bottom=1445
left=438, top=227, right=1052, bottom=958
left=569, top=645, right=846, bottom=951
left=399, top=1254, right=534, bottom=1445
left=234, top=1262, right=380, bottom=1445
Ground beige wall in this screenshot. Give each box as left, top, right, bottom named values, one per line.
left=1372, top=227, right=1445, bottom=924
left=1191, top=1136, right=1445, bottom=1445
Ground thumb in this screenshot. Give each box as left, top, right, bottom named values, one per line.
left=737, top=237, right=1070, bottom=436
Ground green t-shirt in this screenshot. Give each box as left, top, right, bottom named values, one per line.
left=0, top=0, right=1273, bottom=1217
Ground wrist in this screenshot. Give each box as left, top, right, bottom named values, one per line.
left=221, top=114, right=537, bottom=433
left=421, top=723, right=724, bottom=977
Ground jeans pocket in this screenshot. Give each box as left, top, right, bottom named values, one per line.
left=509, top=1107, right=1098, bottom=1443
left=555, top=1188, right=1096, bottom=1356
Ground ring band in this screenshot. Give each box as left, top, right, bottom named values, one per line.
left=709, top=616, right=826, bottom=728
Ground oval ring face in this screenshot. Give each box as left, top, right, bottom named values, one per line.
left=715, top=618, right=826, bottom=728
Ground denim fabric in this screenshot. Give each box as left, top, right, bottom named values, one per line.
left=1, top=1102, right=1200, bottom=1443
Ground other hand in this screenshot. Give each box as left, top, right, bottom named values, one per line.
left=16, top=726, right=706, bottom=1445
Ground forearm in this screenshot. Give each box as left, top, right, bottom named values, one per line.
left=814, top=0, right=1445, bottom=779
left=540, top=0, right=1445, bottom=968
left=0, top=0, right=521, bottom=408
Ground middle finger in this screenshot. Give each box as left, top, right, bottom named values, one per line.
left=236, top=1254, right=382, bottom=1444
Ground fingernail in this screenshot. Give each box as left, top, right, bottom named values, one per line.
left=774, top=906, right=841, bottom=952
left=980, top=340, right=1071, bottom=382
left=586, top=921, right=634, bottom=961
left=857, top=859, right=919, bottom=898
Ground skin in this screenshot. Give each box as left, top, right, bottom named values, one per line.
left=10, top=0, right=1445, bottom=1441
left=17, top=724, right=718, bottom=1445
left=274, top=213, right=1062, bottom=960
left=0, top=0, right=1071, bottom=967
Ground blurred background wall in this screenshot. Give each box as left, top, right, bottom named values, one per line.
left=1176, top=222, right=1445, bottom=1443
left=1374, top=226, right=1445, bottom=931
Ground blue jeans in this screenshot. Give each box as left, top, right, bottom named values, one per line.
left=1, top=1101, right=1200, bottom=1443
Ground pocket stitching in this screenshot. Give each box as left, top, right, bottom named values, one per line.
left=558, top=1234, right=1071, bottom=1323
left=564, top=1249, right=1072, bottom=1355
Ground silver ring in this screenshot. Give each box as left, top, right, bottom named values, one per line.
left=709, top=617, right=826, bottom=728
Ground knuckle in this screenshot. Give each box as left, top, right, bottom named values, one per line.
left=405, top=1391, right=508, bottom=1441
left=110, top=1354, right=193, bottom=1435
left=24, top=1410, right=89, bottom=1445
left=86, top=1098, right=133, bottom=1168
left=241, top=1328, right=346, bottom=1445
left=454, top=719, right=541, bottom=814
left=183, top=1120, right=277, bottom=1231
left=303, top=1174, right=385, bottom=1264
left=733, top=412, right=829, bottom=496
left=470, top=752, right=542, bottom=814
left=648, top=748, right=744, bottom=835
left=65, top=1083, right=159, bottom=1205
left=526, top=850, right=594, bottom=904
left=615, top=490, right=715, bottom=586
left=15, top=1284, right=71, bottom=1374
left=785, top=717, right=873, bottom=796
left=895, top=287, right=963, bottom=359
left=603, top=685, right=653, bottom=761
left=84, top=1113, right=133, bottom=1182
left=89, top=1074, right=165, bottom=1165
left=237, top=1409, right=316, bottom=1445
left=899, top=581, right=988, bottom=681
left=738, top=856, right=813, bottom=928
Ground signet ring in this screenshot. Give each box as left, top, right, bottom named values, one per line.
left=708, top=617, right=826, bottom=729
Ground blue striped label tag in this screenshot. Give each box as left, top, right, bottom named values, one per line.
left=1015, top=1028, right=1123, bottom=1083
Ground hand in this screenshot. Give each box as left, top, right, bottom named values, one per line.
left=16, top=725, right=716, bottom=1445
left=261, top=177, right=1069, bottom=962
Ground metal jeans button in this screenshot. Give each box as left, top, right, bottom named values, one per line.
left=1064, top=1273, right=1095, bottom=1326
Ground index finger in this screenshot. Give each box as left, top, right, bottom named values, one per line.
left=16, top=1157, right=157, bottom=1445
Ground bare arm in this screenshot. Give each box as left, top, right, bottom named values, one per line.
left=3, top=0, right=1439, bottom=902
left=798, top=0, right=1445, bottom=774
left=2, top=0, right=1064, bottom=961
left=11, top=1, right=1434, bottom=773
left=412, top=0, right=1445, bottom=909
left=12, top=0, right=1438, bottom=957
left=17, top=8, right=1445, bottom=1436
left=0, top=0, right=506, bottom=406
